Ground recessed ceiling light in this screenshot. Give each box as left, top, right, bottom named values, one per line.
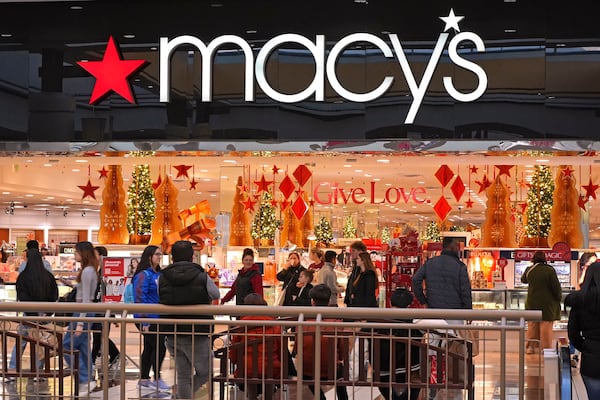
left=43, top=164, right=53, bottom=167
left=1, top=33, right=13, bottom=38
left=504, top=29, right=517, bottom=33
left=345, top=181, right=352, bottom=184
left=123, top=34, right=136, bottom=39
left=200, top=169, right=209, bottom=173
left=373, top=178, right=381, bottom=181
left=26, top=160, right=32, bottom=163
left=210, top=194, right=217, bottom=197
left=246, top=30, right=257, bottom=34
left=223, top=160, right=237, bottom=164
left=1, top=192, right=9, bottom=195
left=343, top=164, right=352, bottom=168
left=418, top=181, right=425, bottom=184
left=203, top=178, right=211, bottom=182
left=376, top=159, right=390, bottom=163
left=66, top=199, right=73, bottom=202
left=536, top=159, right=549, bottom=163
left=75, top=159, right=88, bottom=163
left=25, top=194, right=33, bottom=197
left=355, top=169, right=363, bottom=173
left=69, top=5, right=83, bottom=10
left=72, top=169, right=80, bottom=172
left=221, top=176, right=228, bottom=179
left=150, top=47, right=158, bottom=51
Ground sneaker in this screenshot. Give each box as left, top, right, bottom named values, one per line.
left=138, top=379, right=153, bottom=389
left=79, top=380, right=97, bottom=396
left=3, top=377, right=16, bottom=383
left=156, top=378, right=171, bottom=392
left=32, top=377, right=47, bottom=382
left=108, top=355, right=120, bottom=369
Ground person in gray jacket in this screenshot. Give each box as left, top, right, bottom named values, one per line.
left=412, top=237, right=472, bottom=309
left=320, top=251, right=341, bottom=306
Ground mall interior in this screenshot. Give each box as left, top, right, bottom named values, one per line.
left=0, top=0, right=599, bottom=399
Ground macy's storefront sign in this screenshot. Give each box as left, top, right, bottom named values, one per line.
left=158, top=10, right=486, bottom=124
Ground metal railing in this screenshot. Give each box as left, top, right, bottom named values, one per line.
left=0, top=302, right=542, bottom=400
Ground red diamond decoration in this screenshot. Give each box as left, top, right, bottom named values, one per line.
left=293, top=164, right=312, bottom=187
left=435, top=165, right=454, bottom=187
left=291, top=196, right=308, bottom=220
left=450, top=175, right=465, bottom=202
left=279, top=174, right=295, bottom=199
left=433, top=196, right=452, bottom=221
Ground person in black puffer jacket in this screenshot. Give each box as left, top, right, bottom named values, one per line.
left=159, top=240, right=220, bottom=399
left=566, top=262, right=600, bottom=399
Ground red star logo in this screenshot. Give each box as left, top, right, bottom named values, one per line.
left=469, top=165, right=478, bottom=174
left=78, top=179, right=100, bottom=200
left=562, top=166, right=575, bottom=177
left=495, top=165, right=514, bottom=177
left=583, top=178, right=600, bottom=200
left=254, top=174, right=274, bottom=193
left=578, top=194, right=588, bottom=211
left=189, top=177, right=198, bottom=190
left=152, top=174, right=162, bottom=190
left=241, top=196, right=257, bottom=212
left=98, top=166, right=109, bottom=179
left=77, top=36, right=147, bottom=104
left=465, top=198, right=474, bottom=208
left=173, top=165, right=192, bottom=179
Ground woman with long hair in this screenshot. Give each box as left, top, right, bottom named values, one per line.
left=9, top=248, right=58, bottom=376
left=276, top=251, right=307, bottom=306
left=566, top=262, right=600, bottom=399
left=221, top=248, right=263, bottom=305
left=349, top=251, right=378, bottom=307
left=307, top=247, right=324, bottom=283
left=132, top=245, right=170, bottom=392
left=62, top=241, right=99, bottom=395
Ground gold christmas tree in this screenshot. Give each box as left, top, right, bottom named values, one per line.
left=98, top=165, right=129, bottom=244
left=229, top=176, right=252, bottom=247
left=481, top=176, right=517, bottom=247
left=548, top=166, right=583, bottom=248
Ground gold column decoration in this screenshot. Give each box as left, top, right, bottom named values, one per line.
left=548, top=165, right=583, bottom=248
left=149, top=173, right=183, bottom=253
left=481, top=176, right=517, bottom=247
left=280, top=206, right=302, bottom=248
left=299, top=191, right=314, bottom=248
left=229, top=176, right=252, bottom=247
left=98, top=165, right=129, bottom=244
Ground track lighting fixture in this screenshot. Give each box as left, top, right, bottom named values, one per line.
left=81, top=210, right=86, bottom=217
left=63, top=209, right=68, bottom=217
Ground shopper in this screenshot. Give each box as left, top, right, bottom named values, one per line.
left=577, top=252, right=597, bottom=289
left=8, top=248, right=58, bottom=378
left=319, top=250, right=341, bottom=306
left=17, top=240, right=52, bottom=273
left=307, top=247, right=324, bottom=283
left=412, top=237, right=472, bottom=309
left=62, top=241, right=99, bottom=395
left=290, top=270, right=314, bottom=307
left=132, top=245, right=169, bottom=392
left=159, top=240, right=220, bottom=399
left=566, top=262, right=600, bottom=399
left=343, top=241, right=367, bottom=306
left=296, top=284, right=348, bottom=400
left=229, top=293, right=281, bottom=400
left=276, top=251, right=306, bottom=306
left=221, top=248, right=263, bottom=305
left=521, top=251, right=562, bottom=354
left=90, top=246, right=120, bottom=370
left=376, top=288, right=421, bottom=400
left=349, top=251, right=379, bottom=308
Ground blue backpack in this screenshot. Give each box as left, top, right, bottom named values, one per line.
left=123, top=282, right=134, bottom=303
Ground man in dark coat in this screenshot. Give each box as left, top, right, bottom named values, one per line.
left=158, top=240, right=220, bottom=399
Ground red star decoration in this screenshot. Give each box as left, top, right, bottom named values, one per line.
left=583, top=178, right=600, bottom=200
left=152, top=175, right=162, bottom=190
left=270, top=199, right=278, bottom=208
left=578, top=194, right=588, bottom=211
left=98, top=166, right=109, bottom=179
left=562, top=166, right=575, bottom=177
left=495, top=165, right=514, bottom=177
left=78, top=179, right=100, bottom=200
left=254, top=174, right=274, bottom=193
left=189, top=177, right=198, bottom=190
left=309, top=199, right=315, bottom=207
left=77, top=36, right=147, bottom=104
left=173, top=165, right=192, bottom=179
left=238, top=183, right=248, bottom=193
left=272, top=165, right=281, bottom=174
left=469, top=165, right=478, bottom=174
left=475, top=175, right=492, bottom=193
left=241, top=196, right=257, bottom=212
left=518, top=179, right=530, bottom=189
left=465, top=198, right=474, bottom=208
left=519, top=202, right=527, bottom=214
left=295, top=188, right=305, bottom=196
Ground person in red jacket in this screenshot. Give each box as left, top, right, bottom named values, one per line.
left=229, top=293, right=281, bottom=400
left=221, top=248, right=263, bottom=305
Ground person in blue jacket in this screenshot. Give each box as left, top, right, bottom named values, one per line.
left=132, top=245, right=170, bottom=392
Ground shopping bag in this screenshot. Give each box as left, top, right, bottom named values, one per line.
left=275, top=286, right=287, bottom=306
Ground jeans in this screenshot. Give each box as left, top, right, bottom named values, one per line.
left=9, top=324, right=44, bottom=370
left=63, top=321, right=92, bottom=383
left=165, top=335, right=210, bottom=399
left=582, top=374, right=600, bottom=400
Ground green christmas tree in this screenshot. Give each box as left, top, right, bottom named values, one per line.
left=127, top=163, right=156, bottom=235
left=422, top=221, right=441, bottom=242
left=343, top=215, right=357, bottom=238
left=251, top=191, right=277, bottom=240
left=525, top=165, right=554, bottom=238
left=314, top=216, right=333, bottom=245
left=381, top=226, right=391, bottom=243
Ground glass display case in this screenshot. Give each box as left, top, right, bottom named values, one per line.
left=506, top=289, right=573, bottom=329
left=472, top=289, right=506, bottom=310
